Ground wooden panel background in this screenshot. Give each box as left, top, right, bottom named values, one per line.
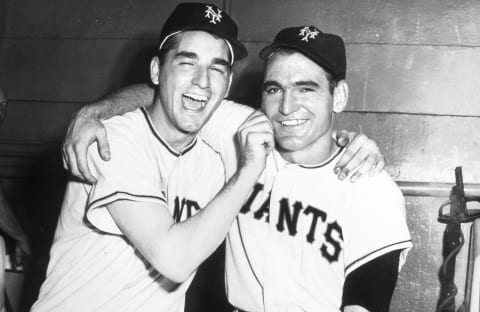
left=1, top=0, right=479, bottom=311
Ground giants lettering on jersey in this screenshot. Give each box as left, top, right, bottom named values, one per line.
left=173, top=196, right=200, bottom=222
left=241, top=183, right=343, bottom=263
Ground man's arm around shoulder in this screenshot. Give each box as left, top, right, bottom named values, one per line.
left=63, top=84, right=154, bottom=183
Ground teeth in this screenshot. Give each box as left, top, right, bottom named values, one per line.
left=183, top=93, right=209, bottom=111
left=183, top=93, right=208, bottom=106
left=280, top=119, right=307, bottom=126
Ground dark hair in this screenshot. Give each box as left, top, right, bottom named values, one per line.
left=156, top=32, right=233, bottom=68
left=265, top=48, right=338, bottom=94
left=157, top=35, right=181, bottom=65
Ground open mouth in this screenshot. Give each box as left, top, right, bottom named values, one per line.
left=182, top=93, right=209, bottom=111
left=279, top=119, right=308, bottom=127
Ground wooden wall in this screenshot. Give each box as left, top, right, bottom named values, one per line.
left=1, top=0, right=480, bottom=311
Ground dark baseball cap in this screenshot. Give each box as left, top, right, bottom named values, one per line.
left=159, top=3, right=247, bottom=64
left=259, top=26, right=346, bottom=80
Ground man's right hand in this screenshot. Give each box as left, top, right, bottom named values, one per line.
left=61, top=84, right=154, bottom=183
left=236, top=111, right=274, bottom=177
left=62, top=109, right=111, bottom=184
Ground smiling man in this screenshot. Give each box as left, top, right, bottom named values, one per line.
left=30, top=4, right=274, bottom=312
left=223, top=27, right=412, bottom=312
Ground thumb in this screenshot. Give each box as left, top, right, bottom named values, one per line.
left=96, top=128, right=111, bottom=161
left=335, top=130, right=350, bottom=147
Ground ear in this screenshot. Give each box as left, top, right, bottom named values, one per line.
left=150, top=56, right=160, bottom=85
left=332, top=80, right=348, bottom=113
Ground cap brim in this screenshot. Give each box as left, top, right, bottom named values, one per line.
left=259, top=43, right=338, bottom=79
left=163, top=25, right=248, bottom=62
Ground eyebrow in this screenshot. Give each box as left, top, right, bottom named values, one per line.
left=175, top=51, right=197, bottom=59
left=175, top=52, right=231, bottom=70
left=263, top=80, right=321, bottom=90
left=262, top=80, right=281, bottom=89
left=293, top=80, right=320, bottom=88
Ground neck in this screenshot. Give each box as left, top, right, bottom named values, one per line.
left=147, top=98, right=196, bottom=152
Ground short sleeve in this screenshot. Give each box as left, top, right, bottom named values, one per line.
left=342, top=172, right=412, bottom=276
left=200, top=100, right=255, bottom=179
left=85, top=120, right=167, bottom=235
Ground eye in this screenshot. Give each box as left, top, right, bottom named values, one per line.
left=179, top=62, right=194, bottom=66
left=299, top=87, right=314, bottom=93
left=210, top=66, right=226, bottom=75
left=265, top=87, right=280, bottom=94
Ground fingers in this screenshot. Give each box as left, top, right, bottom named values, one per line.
left=244, top=131, right=274, bottom=153
left=67, top=143, right=82, bottom=180
left=237, top=111, right=274, bottom=170
left=238, top=122, right=274, bottom=153
left=238, top=117, right=273, bottom=138
left=350, top=152, right=386, bottom=182
left=76, top=126, right=110, bottom=184
left=75, top=141, right=97, bottom=184
left=369, top=154, right=385, bottom=177
left=63, top=139, right=89, bottom=183
left=350, top=155, right=376, bottom=183
left=62, top=117, right=108, bottom=184
left=63, top=127, right=89, bottom=183
left=62, top=122, right=75, bottom=171
left=334, top=134, right=365, bottom=177
left=238, top=111, right=274, bottom=147
left=334, top=133, right=383, bottom=182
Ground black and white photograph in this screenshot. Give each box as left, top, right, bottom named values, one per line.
left=0, top=1, right=479, bottom=311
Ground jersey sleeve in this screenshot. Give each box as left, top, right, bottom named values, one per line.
left=342, top=250, right=401, bottom=311
left=85, top=119, right=167, bottom=235
left=200, top=100, right=255, bottom=179
left=342, top=172, right=412, bottom=277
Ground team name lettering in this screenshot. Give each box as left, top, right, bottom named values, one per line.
left=241, top=183, right=343, bottom=262
left=173, top=196, right=200, bottom=222
left=241, top=183, right=264, bottom=214
left=322, top=221, right=343, bottom=262
left=276, top=198, right=303, bottom=236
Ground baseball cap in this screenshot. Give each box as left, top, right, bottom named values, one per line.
left=159, top=3, right=247, bottom=64
left=259, top=26, right=346, bottom=80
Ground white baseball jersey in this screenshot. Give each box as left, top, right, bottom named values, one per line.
left=32, top=108, right=225, bottom=312
left=225, top=148, right=413, bottom=312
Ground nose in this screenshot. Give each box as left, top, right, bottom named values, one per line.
left=279, top=91, right=298, bottom=115
left=192, top=66, right=210, bottom=89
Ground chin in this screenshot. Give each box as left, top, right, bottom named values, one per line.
left=178, top=121, right=204, bottom=134
left=276, top=137, right=307, bottom=153
left=179, top=125, right=201, bottom=134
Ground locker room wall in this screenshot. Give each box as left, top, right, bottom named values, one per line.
left=1, top=0, right=479, bottom=311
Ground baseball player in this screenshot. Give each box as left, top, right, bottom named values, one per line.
left=221, top=27, right=413, bottom=312
left=31, top=3, right=274, bottom=312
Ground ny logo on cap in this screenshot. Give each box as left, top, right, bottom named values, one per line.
left=299, top=26, right=319, bottom=42
left=205, top=5, right=223, bottom=24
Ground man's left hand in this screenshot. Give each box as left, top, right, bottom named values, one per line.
left=333, top=130, right=385, bottom=182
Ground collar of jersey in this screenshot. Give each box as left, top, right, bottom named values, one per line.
left=141, top=107, right=198, bottom=157
left=273, top=146, right=345, bottom=170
